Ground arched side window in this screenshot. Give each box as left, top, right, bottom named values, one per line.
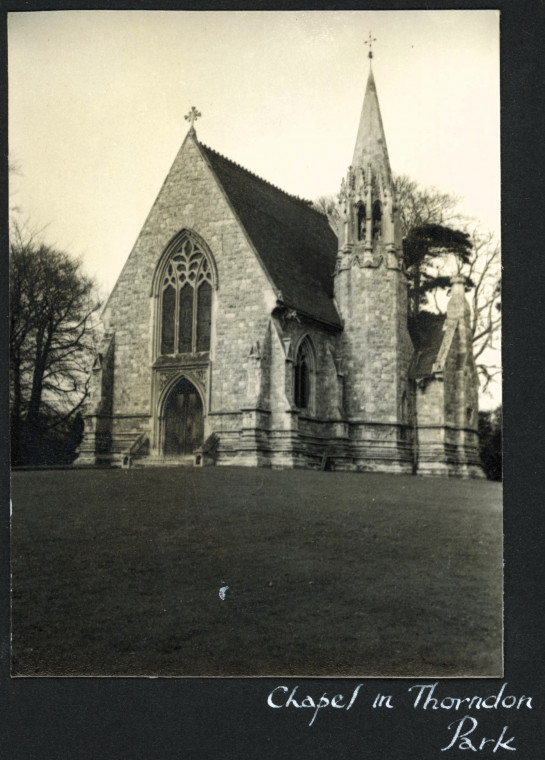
left=372, top=199, right=382, bottom=240
left=294, top=336, right=316, bottom=412
left=159, top=236, right=214, bottom=355
left=357, top=203, right=366, bottom=241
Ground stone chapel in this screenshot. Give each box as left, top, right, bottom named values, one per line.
left=78, top=64, right=483, bottom=477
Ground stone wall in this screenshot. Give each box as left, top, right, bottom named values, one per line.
left=79, top=130, right=483, bottom=477
left=335, top=246, right=412, bottom=422
left=94, top=133, right=277, bottom=460
left=415, top=322, right=484, bottom=478
left=333, top=243, right=414, bottom=473
left=230, top=311, right=345, bottom=468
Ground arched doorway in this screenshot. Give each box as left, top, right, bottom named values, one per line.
left=163, top=377, right=204, bottom=455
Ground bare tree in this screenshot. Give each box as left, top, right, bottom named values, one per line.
left=394, top=175, right=501, bottom=390
left=393, top=174, right=461, bottom=236
left=459, top=228, right=501, bottom=391
left=10, top=225, right=101, bottom=464
left=313, top=175, right=501, bottom=392
left=312, top=194, right=341, bottom=231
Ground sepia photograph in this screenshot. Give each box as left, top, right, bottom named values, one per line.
left=9, top=10, right=502, bottom=677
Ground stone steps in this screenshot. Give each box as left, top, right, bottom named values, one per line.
left=132, top=454, right=197, bottom=468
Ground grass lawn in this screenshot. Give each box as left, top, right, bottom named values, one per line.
left=11, top=467, right=502, bottom=677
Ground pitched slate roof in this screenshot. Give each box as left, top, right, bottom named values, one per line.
left=200, top=143, right=341, bottom=328
left=409, top=311, right=446, bottom=378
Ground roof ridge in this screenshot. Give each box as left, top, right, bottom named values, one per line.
left=200, top=142, right=326, bottom=217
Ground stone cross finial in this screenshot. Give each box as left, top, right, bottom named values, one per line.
left=364, top=32, right=377, bottom=60
left=185, top=106, right=202, bottom=129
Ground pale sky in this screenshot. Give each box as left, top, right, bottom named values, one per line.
left=8, top=10, right=500, bottom=407
left=9, top=10, right=499, bottom=289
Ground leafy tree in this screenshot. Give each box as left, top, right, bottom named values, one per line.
left=10, top=226, right=100, bottom=465
left=393, top=175, right=469, bottom=318
left=314, top=180, right=469, bottom=312
left=313, top=176, right=501, bottom=394
left=402, top=223, right=473, bottom=321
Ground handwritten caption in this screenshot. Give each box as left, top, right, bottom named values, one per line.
left=267, top=682, right=533, bottom=751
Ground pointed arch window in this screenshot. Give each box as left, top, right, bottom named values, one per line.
left=357, top=203, right=366, bottom=241
left=159, top=236, right=214, bottom=355
left=294, top=337, right=316, bottom=412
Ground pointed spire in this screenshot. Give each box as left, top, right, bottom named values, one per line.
left=351, top=68, right=392, bottom=183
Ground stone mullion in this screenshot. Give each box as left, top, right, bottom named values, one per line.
left=192, top=258, right=203, bottom=353
left=191, top=282, right=198, bottom=353
left=173, top=280, right=180, bottom=356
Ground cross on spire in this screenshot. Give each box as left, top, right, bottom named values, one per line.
left=185, top=106, right=201, bottom=130
left=364, top=31, right=377, bottom=60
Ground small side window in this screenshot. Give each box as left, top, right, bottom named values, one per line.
left=294, top=337, right=316, bottom=412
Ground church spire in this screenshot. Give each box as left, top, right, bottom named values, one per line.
left=351, top=67, right=392, bottom=183
left=335, top=45, right=401, bottom=263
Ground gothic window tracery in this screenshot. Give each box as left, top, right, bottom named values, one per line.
left=159, top=236, right=213, bottom=355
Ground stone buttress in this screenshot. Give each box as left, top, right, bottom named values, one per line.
left=413, top=276, right=484, bottom=477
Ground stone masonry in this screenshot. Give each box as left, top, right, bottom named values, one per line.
left=78, top=67, right=483, bottom=477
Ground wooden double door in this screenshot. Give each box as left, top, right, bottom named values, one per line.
left=164, top=377, right=204, bottom=455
